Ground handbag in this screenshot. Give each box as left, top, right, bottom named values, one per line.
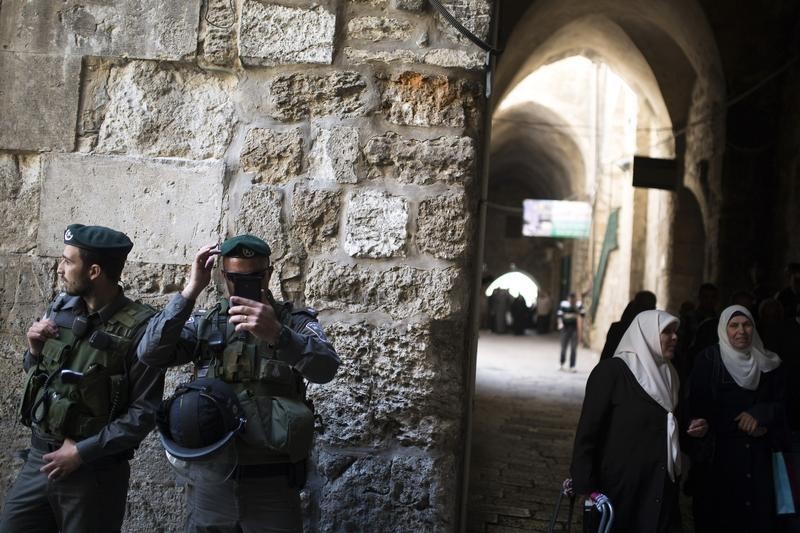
left=773, top=451, right=797, bottom=516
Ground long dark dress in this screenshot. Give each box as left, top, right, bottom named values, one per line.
left=571, top=358, right=682, bottom=533
left=686, top=344, right=786, bottom=533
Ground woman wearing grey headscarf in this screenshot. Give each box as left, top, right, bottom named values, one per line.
left=571, top=310, right=682, bottom=532
left=686, top=304, right=785, bottom=533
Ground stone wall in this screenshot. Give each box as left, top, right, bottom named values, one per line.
left=0, top=1, right=491, bottom=531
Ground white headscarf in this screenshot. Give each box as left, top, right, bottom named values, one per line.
left=717, top=304, right=781, bottom=391
left=614, top=310, right=681, bottom=482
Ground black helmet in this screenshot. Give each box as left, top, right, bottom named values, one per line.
left=157, top=378, right=245, bottom=461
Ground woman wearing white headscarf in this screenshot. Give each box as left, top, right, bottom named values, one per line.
left=686, top=304, right=785, bottom=533
left=571, top=310, right=683, bottom=532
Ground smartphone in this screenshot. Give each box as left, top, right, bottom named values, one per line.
left=232, top=275, right=263, bottom=302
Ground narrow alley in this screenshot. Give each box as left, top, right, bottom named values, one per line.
left=466, top=332, right=596, bottom=532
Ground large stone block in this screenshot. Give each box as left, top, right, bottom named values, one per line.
left=417, top=191, right=471, bottom=260
left=269, top=71, right=373, bottom=121
left=38, top=154, right=225, bottom=264
left=343, top=47, right=485, bottom=70
left=310, top=319, right=464, bottom=448
left=345, top=190, right=408, bottom=258
left=380, top=71, right=480, bottom=128
left=240, top=127, right=305, bottom=184
left=309, top=127, right=360, bottom=184
left=307, top=321, right=375, bottom=445
left=0, top=0, right=200, bottom=59
left=0, top=154, right=40, bottom=253
left=199, top=0, right=239, bottom=68
left=0, top=255, right=56, bottom=340
left=240, top=3, right=335, bottom=66
left=347, top=16, right=415, bottom=42
left=235, top=185, right=287, bottom=261
left=315, top=450, right=457, bottom=532
left=95, top=61, right=237, bottom=160
left=291, top=184, right=342, bottom=254
left=0, top=52, right=80, bottom=152
left=364, top=132, right=476, bottom=185
left=305, top=260, right=465, bottom=319
left=434, top=0, right=491, bottom=45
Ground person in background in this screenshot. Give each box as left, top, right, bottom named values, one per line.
left=599, top=290, right=657, bottom=361
left=571, top=310, right=683, bottom=532
left=776, top=262, right=800, bottom=322
left=536, top=290, right=553, bottom=334
left=685, top=305, right=785, bottom=533
left=557, top=293, right=584, bottom=372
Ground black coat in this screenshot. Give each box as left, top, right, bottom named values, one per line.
left=686, top=344, right=786, bottom=533
left=571, top=358, right=682, bottom=533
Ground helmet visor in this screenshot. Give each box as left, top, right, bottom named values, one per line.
left=165, top=441, right=238, bottom=485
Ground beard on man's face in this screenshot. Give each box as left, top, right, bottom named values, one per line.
left=60, top=274, right=92, bottom=297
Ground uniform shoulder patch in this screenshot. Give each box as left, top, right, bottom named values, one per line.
left=303, top=321, right=325, bottom=339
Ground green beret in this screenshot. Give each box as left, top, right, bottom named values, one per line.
left=63, top=224, right=133, bottom=255
left=220, top=235, right=270, bottom=259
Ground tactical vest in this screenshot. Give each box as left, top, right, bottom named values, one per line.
left=193, top=299, right=314, bottom=464
left=19, top=296, right=155, bottom=441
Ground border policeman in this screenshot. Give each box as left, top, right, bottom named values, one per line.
left=0, top=224, right=165, bottom=533
left=137, top=235, right=340, bottom=532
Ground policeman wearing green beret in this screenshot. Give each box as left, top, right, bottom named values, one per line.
left=0, top=224, right=166, bottom=533
left=137, top=235, right=341, bottom=532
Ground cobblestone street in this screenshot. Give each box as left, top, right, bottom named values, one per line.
left=465, top=331, right=597, bottom=532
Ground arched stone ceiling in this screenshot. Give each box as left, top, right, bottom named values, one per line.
left=490, top=102, right=585, bottom=200
left=493, top=0, right=725, bottom=129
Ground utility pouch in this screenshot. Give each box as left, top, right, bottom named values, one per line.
left=78, top=364, right=110, bottom=417
left=238, top=391, right=314, bottom=462
left=41, top=340, right=71, bottom=366
left=19, top=367, right=47, bottom=427
left=44, top=395, right=78, bottom=441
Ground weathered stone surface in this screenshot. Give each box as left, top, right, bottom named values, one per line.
left=418, top=191, right=471, bottom=260
left=0, top=255, right=56, bottom=342
left=310, top=319, right=464, bottom=448
left=391, top=0, right=426, bottom=11
left=381, top=71, right=480, bottom=128
left=0, top=52, right=80, bottom=152
left=0, top=154, right=40, bottom=253
left=200, top=0, right=239, bottom=68
left=38, top=154, right=225, bottom=264
left=347, top=16, right=415, bottom=42
left=315, top=450, right=457, bottom=532
left=269, top=71, right=373, bottom=121
left=364, top=132, right=476, bottom=185
left=236, top=185, right=287, bottom=261
left=309, top=127, right=360, bottom=183
left=305, top=260, right=465, bottom=319
left=0, top=254, right=56, bottom=505
left=307, top=321, right=374, bottom=445
left=240, top=127, right=305, bottom=184
left=344, top=47, right=485, bottom=70
left=345, top=190, right=408, bottom=258
left=0, top=0, right=200, bottom=59
left=344, top=47, right=418, bottom=65
left=96, top=61, right=237, bottom=159
left=291, top=184, right=342, bottom=254
left=424, top=48, right=485, bottom=70
left=240, top=3, right=335, bottom=66
left=435, top=0, right=491, bottom=44
left=121, top=262, right=202, bottom=308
